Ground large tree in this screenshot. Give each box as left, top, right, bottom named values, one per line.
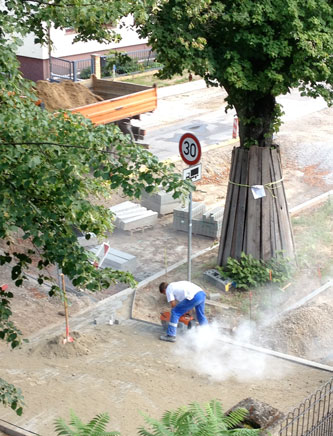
left=136, top=0, right=333, bottom=264
left=0, top=0, right=191, bottom=414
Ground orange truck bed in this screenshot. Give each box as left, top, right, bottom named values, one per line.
left=70, top=75, right=157, bottom=125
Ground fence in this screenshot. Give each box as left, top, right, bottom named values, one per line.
left=50, top=49, right=159, bottom=82
left=50, top=57, right=94, bottom=82
left=279, top=377, right=333, bottom=436
left=101, top=48, right=159, bottom=78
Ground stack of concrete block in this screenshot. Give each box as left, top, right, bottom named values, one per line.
left=89, top=245, right=137, bottom=273
left=140, top=190, right=182, bottom=215
left=197, top=206, right=224, bottom=238
left=173, top=202, right=206, bottom=232
left=173, top=203, right=224, bottom=239
left=109, top=201, right=158, bottom=231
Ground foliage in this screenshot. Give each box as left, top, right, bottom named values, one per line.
left=55, top=402, right=259, bottom=436
left=0, top=0, right=192, bottom=415
left=54, top=411, right=120, bottom=436
left=0, top=1, right=192, bottom=295
left=136, top=0, right=333, bottom=147
left=79, top=66, right=93, bottom=80
left=102, top=51, right=163, bottom=78
left=217, top=252, right=293, bottom=290
left=138, top=400, right=260, bottom=436
left=0, top=378, right=24, bottom=416
left=102, top=51, right=144, bottom=76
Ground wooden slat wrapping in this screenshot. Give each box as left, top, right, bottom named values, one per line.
left=269, top=149, right=283, bottom=252
left=261, top=147, right=271, bottom=260
left=221, top=147, right=243, bottom=265
left=271, top=147, right=294, bottom=257
left=246, top=146, right=260, bottom=259
left=232, top=148, right=248, bottom=259
left=276, top=147, right=296, bottom=255
left=217, top=148, right=236, bottom=265
left=218, top=145, right=295, bottom=266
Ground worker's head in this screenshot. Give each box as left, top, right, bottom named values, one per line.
left=159, top=282, right=168, bottom=294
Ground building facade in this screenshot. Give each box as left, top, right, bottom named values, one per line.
left=16, top=16, right=148, bottom=82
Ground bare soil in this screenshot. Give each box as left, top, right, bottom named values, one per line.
left=35, top=80, right=102, bottom=111
left=0, top=89, right=333, bottom=436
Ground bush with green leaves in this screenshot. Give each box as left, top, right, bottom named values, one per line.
left=55, top=401, right=260, bottom=436
left=79, top=67, right=93, bottom=80
left=217, top=252, right=293, bottom=290
left=102, top=51, right=143, bottom=77
left=0, top=378, right=24, bottom=417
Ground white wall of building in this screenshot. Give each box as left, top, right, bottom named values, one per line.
left=16, top=16, right=146, bottom=59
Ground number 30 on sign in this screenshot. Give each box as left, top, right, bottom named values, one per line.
left=179, top=133, right=202, bottom=166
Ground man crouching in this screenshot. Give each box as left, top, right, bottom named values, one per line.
left=159, top=281, right=208, bottom=342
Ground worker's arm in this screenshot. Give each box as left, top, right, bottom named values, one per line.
left=169, top=300, right=177, bottom=308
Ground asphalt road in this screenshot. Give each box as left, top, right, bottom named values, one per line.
left=141, top=83, right=328, bottom=161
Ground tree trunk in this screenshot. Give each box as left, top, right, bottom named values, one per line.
left=217, top=145, right=295, bottom=266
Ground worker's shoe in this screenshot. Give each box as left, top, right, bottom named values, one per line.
left=159, top=334, right=176, bottom=343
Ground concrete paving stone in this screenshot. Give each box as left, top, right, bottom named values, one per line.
left=173, top=202, right=206, bottom=218
left=203, top=206, right=224, bottom=222
left=119, top=210, right=158, bottom=231
left=89, top=246, right=137, bottom=273
left=109, top=201, right=141, bottom=213
left=141, top=190, right=182, bottom=215
left=115, top=207, right=148, bottom=219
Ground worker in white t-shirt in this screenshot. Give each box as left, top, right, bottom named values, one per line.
left=159, top=281, right=208, bottom=342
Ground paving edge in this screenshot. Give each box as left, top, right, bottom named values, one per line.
left=0, top=420, right=38, bottom=436
left=290, top=189, right=333, bottom=216
left=218, top=336, right=333, bottom=373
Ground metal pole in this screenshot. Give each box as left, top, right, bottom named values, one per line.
left=187, top=191, right=192, bottom=281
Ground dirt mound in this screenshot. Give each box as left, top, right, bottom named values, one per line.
left=35, top=80, right=103, bottom=111
left=29, top=331, right=93, bottom=358
left=256, top=298, right=333, bottom=362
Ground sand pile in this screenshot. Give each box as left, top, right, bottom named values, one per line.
left=35, top=80, right=103, bottom=111
left=256, top=298, right=333, bottom=362
left=28, top=331, right=95, bottom=358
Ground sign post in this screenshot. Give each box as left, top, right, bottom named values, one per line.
left=179, top=133, right=202, bottom=282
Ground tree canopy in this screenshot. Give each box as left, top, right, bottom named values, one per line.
left=0, top=0, right=193, bottom=414
left=137, top=0, right=333, bottom=147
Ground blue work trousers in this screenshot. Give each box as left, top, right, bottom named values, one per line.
left=167, top=290, right=208, bottom=337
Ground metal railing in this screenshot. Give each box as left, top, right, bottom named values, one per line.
left=101, top=48, right=160, bottom=78
left=50, top=57, right=94, bottom=82
left=50, top=49, right=159, bottom=82
left=279, top=378, right=333, bottom=436
left=50, top=56, right=74, bottom=82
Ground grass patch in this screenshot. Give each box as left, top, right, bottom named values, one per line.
left=292, top=198, right=333, bottom=277
left=120, top=71, right=202, bottom=87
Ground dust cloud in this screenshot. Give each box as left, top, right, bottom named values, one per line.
left=173, top=321, right=285, bottom=382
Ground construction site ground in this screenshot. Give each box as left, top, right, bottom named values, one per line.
left=0, top=82, right=333, bottom=436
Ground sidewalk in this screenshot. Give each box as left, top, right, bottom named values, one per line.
left=140, top=79, right=228, bottom=132
left=156, top=79, right=207, bottom=98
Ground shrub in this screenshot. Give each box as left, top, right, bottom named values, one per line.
left=216, top=252, right=293, bottom=290
left=102, top=51, right=143, bottom=77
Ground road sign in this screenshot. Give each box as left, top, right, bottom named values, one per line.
left=183, top=163, right=202, bottom=183
left=179, top=133, right=201, bottom=165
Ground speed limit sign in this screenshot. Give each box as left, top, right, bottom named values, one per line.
left=179, top=133, right=202, bottom=165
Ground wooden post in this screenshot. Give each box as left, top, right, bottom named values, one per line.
left=91, top=54, right=101, bottom=79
